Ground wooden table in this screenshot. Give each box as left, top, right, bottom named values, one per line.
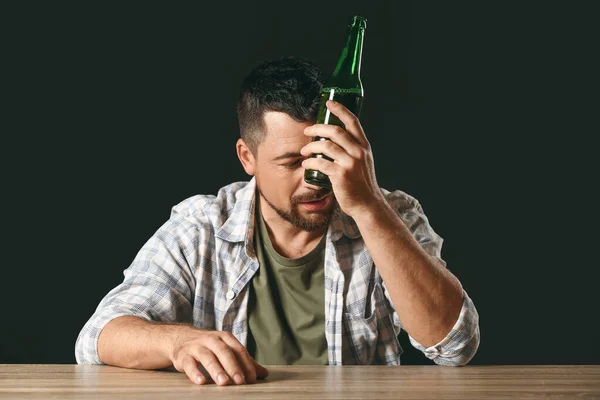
left=0, top=364, right=599, bottom=399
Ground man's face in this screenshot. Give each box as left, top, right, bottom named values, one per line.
left=253, top=111, right=336, bottom=232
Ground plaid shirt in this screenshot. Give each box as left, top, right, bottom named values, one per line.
left=75, top=178, right=479, bottom=366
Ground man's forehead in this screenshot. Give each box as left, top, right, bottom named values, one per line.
left=261, top=111, right=313, bottom=147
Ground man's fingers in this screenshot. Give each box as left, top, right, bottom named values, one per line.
left=173, top=331, right=267, bottom=385
left=302, top=157, right=340, bottom=177
left=181, top=355, right=206, bottom=385
left=326, top=100, right=367, bottom=146
left=220, top=334, right=258, bottom=383
left=301, top=139, right=354, bottom=168
left=303, top=124, right=363, bottom=155
left=195, top=349, right=231, bottom=386
left=208, top=339, right=246, bottom=385
left=253, top=359, right=269, bottom=379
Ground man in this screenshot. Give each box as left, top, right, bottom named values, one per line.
left=75, top=56, right=480, bottom=385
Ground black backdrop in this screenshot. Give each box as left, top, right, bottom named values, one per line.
left=2, top=1, right=598, bottom=365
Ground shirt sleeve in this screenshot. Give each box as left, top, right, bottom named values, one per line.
left=408, top=289, right=480, bottom=366
left=382, top=190, right=481, bottom=366
left=74, top=212, right=198, bottom=365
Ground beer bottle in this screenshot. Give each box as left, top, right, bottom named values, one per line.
left=304, top=15, right=367, bottom=189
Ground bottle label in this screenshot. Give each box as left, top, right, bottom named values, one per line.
left=321, top=87, right=362, bottom=94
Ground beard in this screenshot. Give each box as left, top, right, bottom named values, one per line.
left=256, top=184, right=337, bottom=232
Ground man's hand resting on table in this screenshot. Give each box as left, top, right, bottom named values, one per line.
left=97, top=316, right=269, bottom=386
left=170, top=327, right=269, bottom=385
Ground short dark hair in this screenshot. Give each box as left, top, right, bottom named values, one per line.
left=236, top=56, right=325, bottom=156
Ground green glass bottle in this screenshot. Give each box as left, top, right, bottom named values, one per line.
left=304, top=15, right=367, bottom=189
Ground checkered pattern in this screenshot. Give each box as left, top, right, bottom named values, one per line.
left=75, top=178, right=479, bottom=366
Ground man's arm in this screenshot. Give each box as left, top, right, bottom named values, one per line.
left=353, top=199, right=464, bottom=348
left=97, top=316, right=181, bottom=370
left=301, top=99, right=479, bottom=366
left=355, top=196, right=479, bottom=366
left=75, top=201, right=267, bottom=384
left=97, top=316, right=268, bottom=385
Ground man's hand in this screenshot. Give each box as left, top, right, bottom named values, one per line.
left=301, top=99, right=386, bottom=218
left=169, top=327, right=269, bottom=386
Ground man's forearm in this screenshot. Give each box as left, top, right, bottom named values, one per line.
left=354, top=201, right=464, bottom=348
left=98, top=316, right=188, bottom=370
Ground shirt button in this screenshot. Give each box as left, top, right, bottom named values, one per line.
left=226, top=290, right=235, bottom=300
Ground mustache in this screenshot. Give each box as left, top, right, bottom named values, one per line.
left=293, top=188, right=333, bottom=203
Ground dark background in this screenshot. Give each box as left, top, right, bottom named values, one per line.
left=2, top=1, right=598, bottom=365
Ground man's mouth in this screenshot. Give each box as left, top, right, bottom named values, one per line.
left=298, top=193, right=332, bottom=210
left=300, top=194, right=329, bottom=203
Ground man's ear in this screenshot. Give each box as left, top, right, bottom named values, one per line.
left=236, top=138, right=256, bottom=176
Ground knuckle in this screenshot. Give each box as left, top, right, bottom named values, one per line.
left=230, top=365, right=244, bottom=377
left=203, top=359, right=222, bottom=374
left=179, top=356, right=197, bottom=374
left=213, top=341, right=230, bottom=354
left=221, top=331, right=235, bottom=340
left=220, top=349, right=239, bottom=364
left=208, top=330, right=222, bottom=339
left=173, top=345, right=194, bottom=365
left=205, top=335, right=221, bottom=348
left=333, top=126, right=345, bottom=136
left=196, top=348, right=212, bottom=359
left=230, top=340, right=245, bottom=353
left=183, top=356, right=197, bottom=370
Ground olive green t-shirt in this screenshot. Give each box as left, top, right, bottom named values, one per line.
left=246, top=201, right=328, bottom=365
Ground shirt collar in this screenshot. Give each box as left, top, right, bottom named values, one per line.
left=215, top=177, right=257, bottom=244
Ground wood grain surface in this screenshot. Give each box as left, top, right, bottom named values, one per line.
left=1, top=364, right=599, bottom=399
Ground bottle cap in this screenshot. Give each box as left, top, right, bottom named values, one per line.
left=350, top=15, right=367, bottom=29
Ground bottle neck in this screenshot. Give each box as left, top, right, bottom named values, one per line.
left=331, top=25, right=365, bottom=80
